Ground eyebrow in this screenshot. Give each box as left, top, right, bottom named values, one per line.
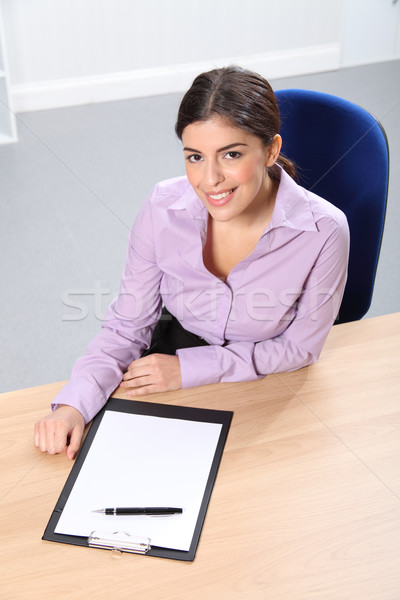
left=183, top=142, right=248, bottom=153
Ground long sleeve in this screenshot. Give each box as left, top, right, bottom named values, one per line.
left=51, top=172, right=350, bottom=420
left=52, top=187, right=163, bottom=423
left=177, top=208, right=350, bottom=388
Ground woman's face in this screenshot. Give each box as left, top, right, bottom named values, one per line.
left=182, top=117, right=281, bottom=223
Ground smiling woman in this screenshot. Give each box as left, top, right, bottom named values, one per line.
left=181, top=118, right=282, bottom=279
left=182, top=119, right=280, bottom=218
left=34, top=66, right=350, bottom=459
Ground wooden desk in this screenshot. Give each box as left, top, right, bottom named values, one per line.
left=1, top=313, right=400, bottom=600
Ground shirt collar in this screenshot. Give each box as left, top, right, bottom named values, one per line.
left=168, top=179, right=207, bottom=220
left=269, top=167, right=317, bottom=232
left=168, top=168, right=318, bottom=232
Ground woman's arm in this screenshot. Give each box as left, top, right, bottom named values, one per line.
left=176, top=214, right=350, bottom=387
left=51, top=203, right=164, bottom=421
left=34, top=185, right=167, bottom=455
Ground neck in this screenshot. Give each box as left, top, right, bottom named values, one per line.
left=224, top=172, right=278, bottom=232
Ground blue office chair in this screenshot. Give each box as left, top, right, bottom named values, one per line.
left=275, top=89, right=389, bottom=324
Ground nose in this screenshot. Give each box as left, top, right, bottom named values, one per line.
left=203, top=159, right=224, bottom=188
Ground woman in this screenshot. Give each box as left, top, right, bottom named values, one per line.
left=34, top=66, right=349, bottom=459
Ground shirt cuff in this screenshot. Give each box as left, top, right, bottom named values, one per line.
left=51, top=376, right=109, bottom=424
left=176, top=345, right=220, bottom=389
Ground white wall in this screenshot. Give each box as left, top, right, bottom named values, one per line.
left=1, top=0, right=399, bottom=113
left=341, top=0, right=400, bottom=67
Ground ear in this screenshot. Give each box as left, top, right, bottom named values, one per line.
left=265, top=134, right=282, bottom=167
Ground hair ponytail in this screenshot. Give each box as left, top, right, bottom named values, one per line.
left=276, top=154, right=296, bottom=179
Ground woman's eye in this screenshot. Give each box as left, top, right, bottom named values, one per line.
left=187, top=154, right=203, bottom=163
left=225, top=151, right=241, bottom=159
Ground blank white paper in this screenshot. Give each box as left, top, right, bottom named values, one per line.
left=55, top=410, right=222, bottom=551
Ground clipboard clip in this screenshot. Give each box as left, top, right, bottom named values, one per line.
left=88, top=530, right=151, bottom=554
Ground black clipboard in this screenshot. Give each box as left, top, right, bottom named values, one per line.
left=43, top=397, right=233, bottom=561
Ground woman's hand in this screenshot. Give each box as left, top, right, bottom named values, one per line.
left=121, top=354, right=182, bottom=396
left=34, top=405, right=85, bottom=460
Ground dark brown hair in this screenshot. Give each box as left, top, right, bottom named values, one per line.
left=175, top=65, right=295, bottom=179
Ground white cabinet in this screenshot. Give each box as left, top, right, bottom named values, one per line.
left=0, top=4, right=17, bottom=144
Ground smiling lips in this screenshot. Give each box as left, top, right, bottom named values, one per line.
left=205, top=187, right=237, bottom=207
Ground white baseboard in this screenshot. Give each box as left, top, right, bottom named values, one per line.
left=11, top=44, right=340, bottom=113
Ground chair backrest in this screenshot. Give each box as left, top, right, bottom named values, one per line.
left=275, top=89, right=389, bottom=324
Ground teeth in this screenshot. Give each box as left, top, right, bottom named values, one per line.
left=208, top=189, right=234, bottom=200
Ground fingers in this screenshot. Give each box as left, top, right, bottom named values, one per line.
left=34, top=419, right=68, bottom=454
left=124, top=375, right=152, bottom=389
left=126, top=384, right=157, bottom=397
left=34, top=405, right=85, bottom=459
left=122, top=363, right=151, bottom=393
left=66, top=420, right=85, bottom=461
left=123, top=356, right=153, bottom=382
left=121, top=354, right=181, bottom=396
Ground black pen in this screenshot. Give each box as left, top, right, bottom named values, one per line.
left=92, top=507, right=183, bottom=515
